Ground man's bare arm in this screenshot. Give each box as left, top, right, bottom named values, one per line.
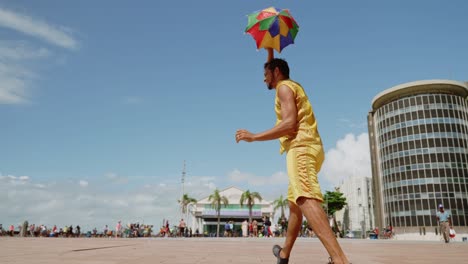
left=236, top=85, right=297, bottom=142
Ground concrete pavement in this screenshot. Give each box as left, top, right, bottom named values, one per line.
left=1, top=237, right=467, bottom=264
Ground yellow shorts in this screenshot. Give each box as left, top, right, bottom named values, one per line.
left=286, top=145, right=324, bottom=204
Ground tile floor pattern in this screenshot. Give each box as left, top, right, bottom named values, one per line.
left=1, top=237, right=467, bottom=264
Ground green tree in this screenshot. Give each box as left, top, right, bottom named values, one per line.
left=240, top=190, right=263, bottom=223
left=178, top=193, right=197, bottom=214
left=208, top=189, right=229, bottom=237
left=323, top=190, right=347, bottom=235
left=273, top=195, right=288, bottom=222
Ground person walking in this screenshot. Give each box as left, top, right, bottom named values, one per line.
left=242, top=219, right=248, bottom=237
left=103, top=225, right=109, bottom=237
left=179, top=219, right=186, bottom=237
left=235, top=48, right=350, bottom=264
left=9, top=224, right=14, bottom=236
left=252, top=219, right=258, bottom=237
left=76, top=225, right=81, bottom=238
left=436, top=204, right=452, bottom=243
left=115, top=221, right=122, bottom=238
left=264, top=216, right=272, bottom=237
left=248, top=220, right=253, bottom=237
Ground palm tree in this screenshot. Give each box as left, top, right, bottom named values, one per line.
left=240, top=190, right=262, bottom=223
left=273, top=195, right=288, bottom=221
left=323, top=190, right=347, bottom=236
left=208, top=189, right=229, bottom=237
left=178, top=193, right=197, bottom=214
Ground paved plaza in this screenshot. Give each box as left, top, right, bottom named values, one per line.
left=1, top=237, right=467, bottom=264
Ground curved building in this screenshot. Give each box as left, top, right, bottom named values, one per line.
left=368, top=80, right=468, bottom=238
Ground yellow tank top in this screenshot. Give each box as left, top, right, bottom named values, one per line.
left=275, top=79, right=323, bottom=154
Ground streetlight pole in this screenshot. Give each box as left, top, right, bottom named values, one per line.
left=362, top=206, right=366, bottom=239
left=181, top=161, right=186, bottom=219
left=357, top=204, right=361, bottom=238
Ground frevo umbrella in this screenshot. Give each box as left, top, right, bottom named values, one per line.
left=245, top=7, right=299, bottom=53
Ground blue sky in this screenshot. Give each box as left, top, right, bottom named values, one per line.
left=1, top=1, right=467, bottom=231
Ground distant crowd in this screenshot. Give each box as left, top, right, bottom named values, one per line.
left=0, top=222, right=154, bottom=238
left=157, top=216, right=291, bottom=238
left=0, top=216, right=298, bottom=239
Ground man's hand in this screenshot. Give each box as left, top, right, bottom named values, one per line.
left=236, top=129, right=255, bottom=143
left=266, top=48, right=274, bottom=62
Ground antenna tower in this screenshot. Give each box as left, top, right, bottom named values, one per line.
left=181, top=160, right=186, bottom=217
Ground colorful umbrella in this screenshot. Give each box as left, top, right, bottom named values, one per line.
left=245, top=7, right=299, bottom=53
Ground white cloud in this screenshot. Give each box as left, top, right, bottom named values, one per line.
left=0, top=8, right=77, bottom=104
left=0, top=8, right=77, bottom=49
left=79, top=180, right=89, bottom=187
left=105, top=172, right=128, bottom=184
left=0, top=41, right=50, bottom=60
left=0, top=174, right=30, bottom=185
left=203, top=182, right=216, bottom=190
left=132, top=194, right=155, bottom=203
left=320, top=133, right=371, bottom=187
left=18, top=175, right=30, bottom=181
left=198, top=176, right=216, bottom=182
left=183, top=175, right=219, bottom=195
left=0, top=60, right=32, bottom=104
left=0, top=173, right=217, bottom=231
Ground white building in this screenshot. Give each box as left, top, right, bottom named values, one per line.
left=188, top=187, right=273, bottom=236
left=335, top=176, right=375, bottom=238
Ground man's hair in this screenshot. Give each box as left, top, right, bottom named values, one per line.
left=264, top=58, right=290, bottom=79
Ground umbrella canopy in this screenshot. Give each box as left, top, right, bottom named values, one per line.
left=245, top=7, right=299, bottom=53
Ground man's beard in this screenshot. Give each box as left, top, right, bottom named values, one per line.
left=267, top=81, right=274, bottom=90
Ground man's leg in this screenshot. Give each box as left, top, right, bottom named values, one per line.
left=278, top=201, right=303, bottom=259
left=440, top=224, right=445, bottom=242
left=442, top=222, right=449, bottom=243
left=297, top=197, right=350, bottom=264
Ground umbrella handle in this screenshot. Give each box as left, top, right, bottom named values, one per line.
left=266, top=48, right=274, bottom=63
